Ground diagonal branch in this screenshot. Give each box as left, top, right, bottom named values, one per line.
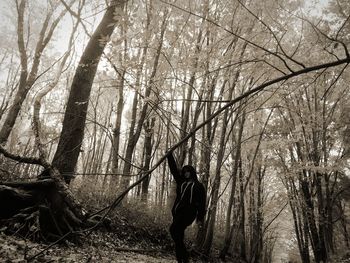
left=92, top=55, right=350, bottom=216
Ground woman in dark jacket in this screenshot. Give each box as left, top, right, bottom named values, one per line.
left=167, top=151, right=206, bottom=263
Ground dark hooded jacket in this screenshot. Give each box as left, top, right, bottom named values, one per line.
left=167, top=152, right=206, bottom=224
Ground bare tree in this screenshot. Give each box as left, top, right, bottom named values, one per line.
left=0, top=0, right=72, bottom=144
left=52, top=0, right=126, bottom=183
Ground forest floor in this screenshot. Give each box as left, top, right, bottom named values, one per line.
left=0, top=210, right=177, bottom=262
left=0, top=206, right=219, bottom=263
left=0, top=232, right=178, bottom=262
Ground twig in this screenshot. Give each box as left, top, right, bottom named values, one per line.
left=113, top=247, right=163, bottom=253
left=321, top=62, right=349, bottom=100
left=26, top=231, right=72, bottom=262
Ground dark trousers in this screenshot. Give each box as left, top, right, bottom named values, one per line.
left=170, top=218, right=193, bottom=263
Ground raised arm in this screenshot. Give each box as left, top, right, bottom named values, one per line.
left=167, top=151, right=182, bottom=183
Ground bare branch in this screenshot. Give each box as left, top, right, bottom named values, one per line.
left=321, top=62, right=349, bottom=99
left=300, top=14, right=350, bottom=59
left=16, top=0, right=28, bottom=74
left=335, top=14, right=350, bottom=40
left=236, top=0, right=306, bottom=69
left=32, top=0, right=81, bottom=167
left=0, top=145, right=44, bottom=167
left=0, top=179, right=55, bottom=188
left=159, top=0, right=298, bottom=73
left=60, top=0, right=92, bottom=37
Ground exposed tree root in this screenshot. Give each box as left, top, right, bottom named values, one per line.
left=0, top=168, right=109, bottom=243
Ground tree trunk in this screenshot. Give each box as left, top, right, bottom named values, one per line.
left=109, top=70, right=126, bottom=193
left=238, top=164, right=247, bottom=260
left=178, top=26, right=203, bottom=166
left=141, top=118, right=155, bottom=202
left=202, top=79, right=233, bottom=253
left=121, top=11, right=166, bottom=192
left=194, top=74, right=218, bottom=250
left=0, top=1, right=68, bottom=144
left=220, top=110, right=245, bottom=259
left=52, top=0, right=126, bottom=183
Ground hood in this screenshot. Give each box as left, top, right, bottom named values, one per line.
left=181, top=165, right=198, bottom=181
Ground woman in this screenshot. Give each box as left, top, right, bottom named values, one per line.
left=167, top=151, right=206, bottom=263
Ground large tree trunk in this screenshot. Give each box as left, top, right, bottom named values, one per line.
left=52, top=0, right=125, bottom=183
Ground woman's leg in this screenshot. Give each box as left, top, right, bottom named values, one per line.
left=170, top=220, right=189, bottom=263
